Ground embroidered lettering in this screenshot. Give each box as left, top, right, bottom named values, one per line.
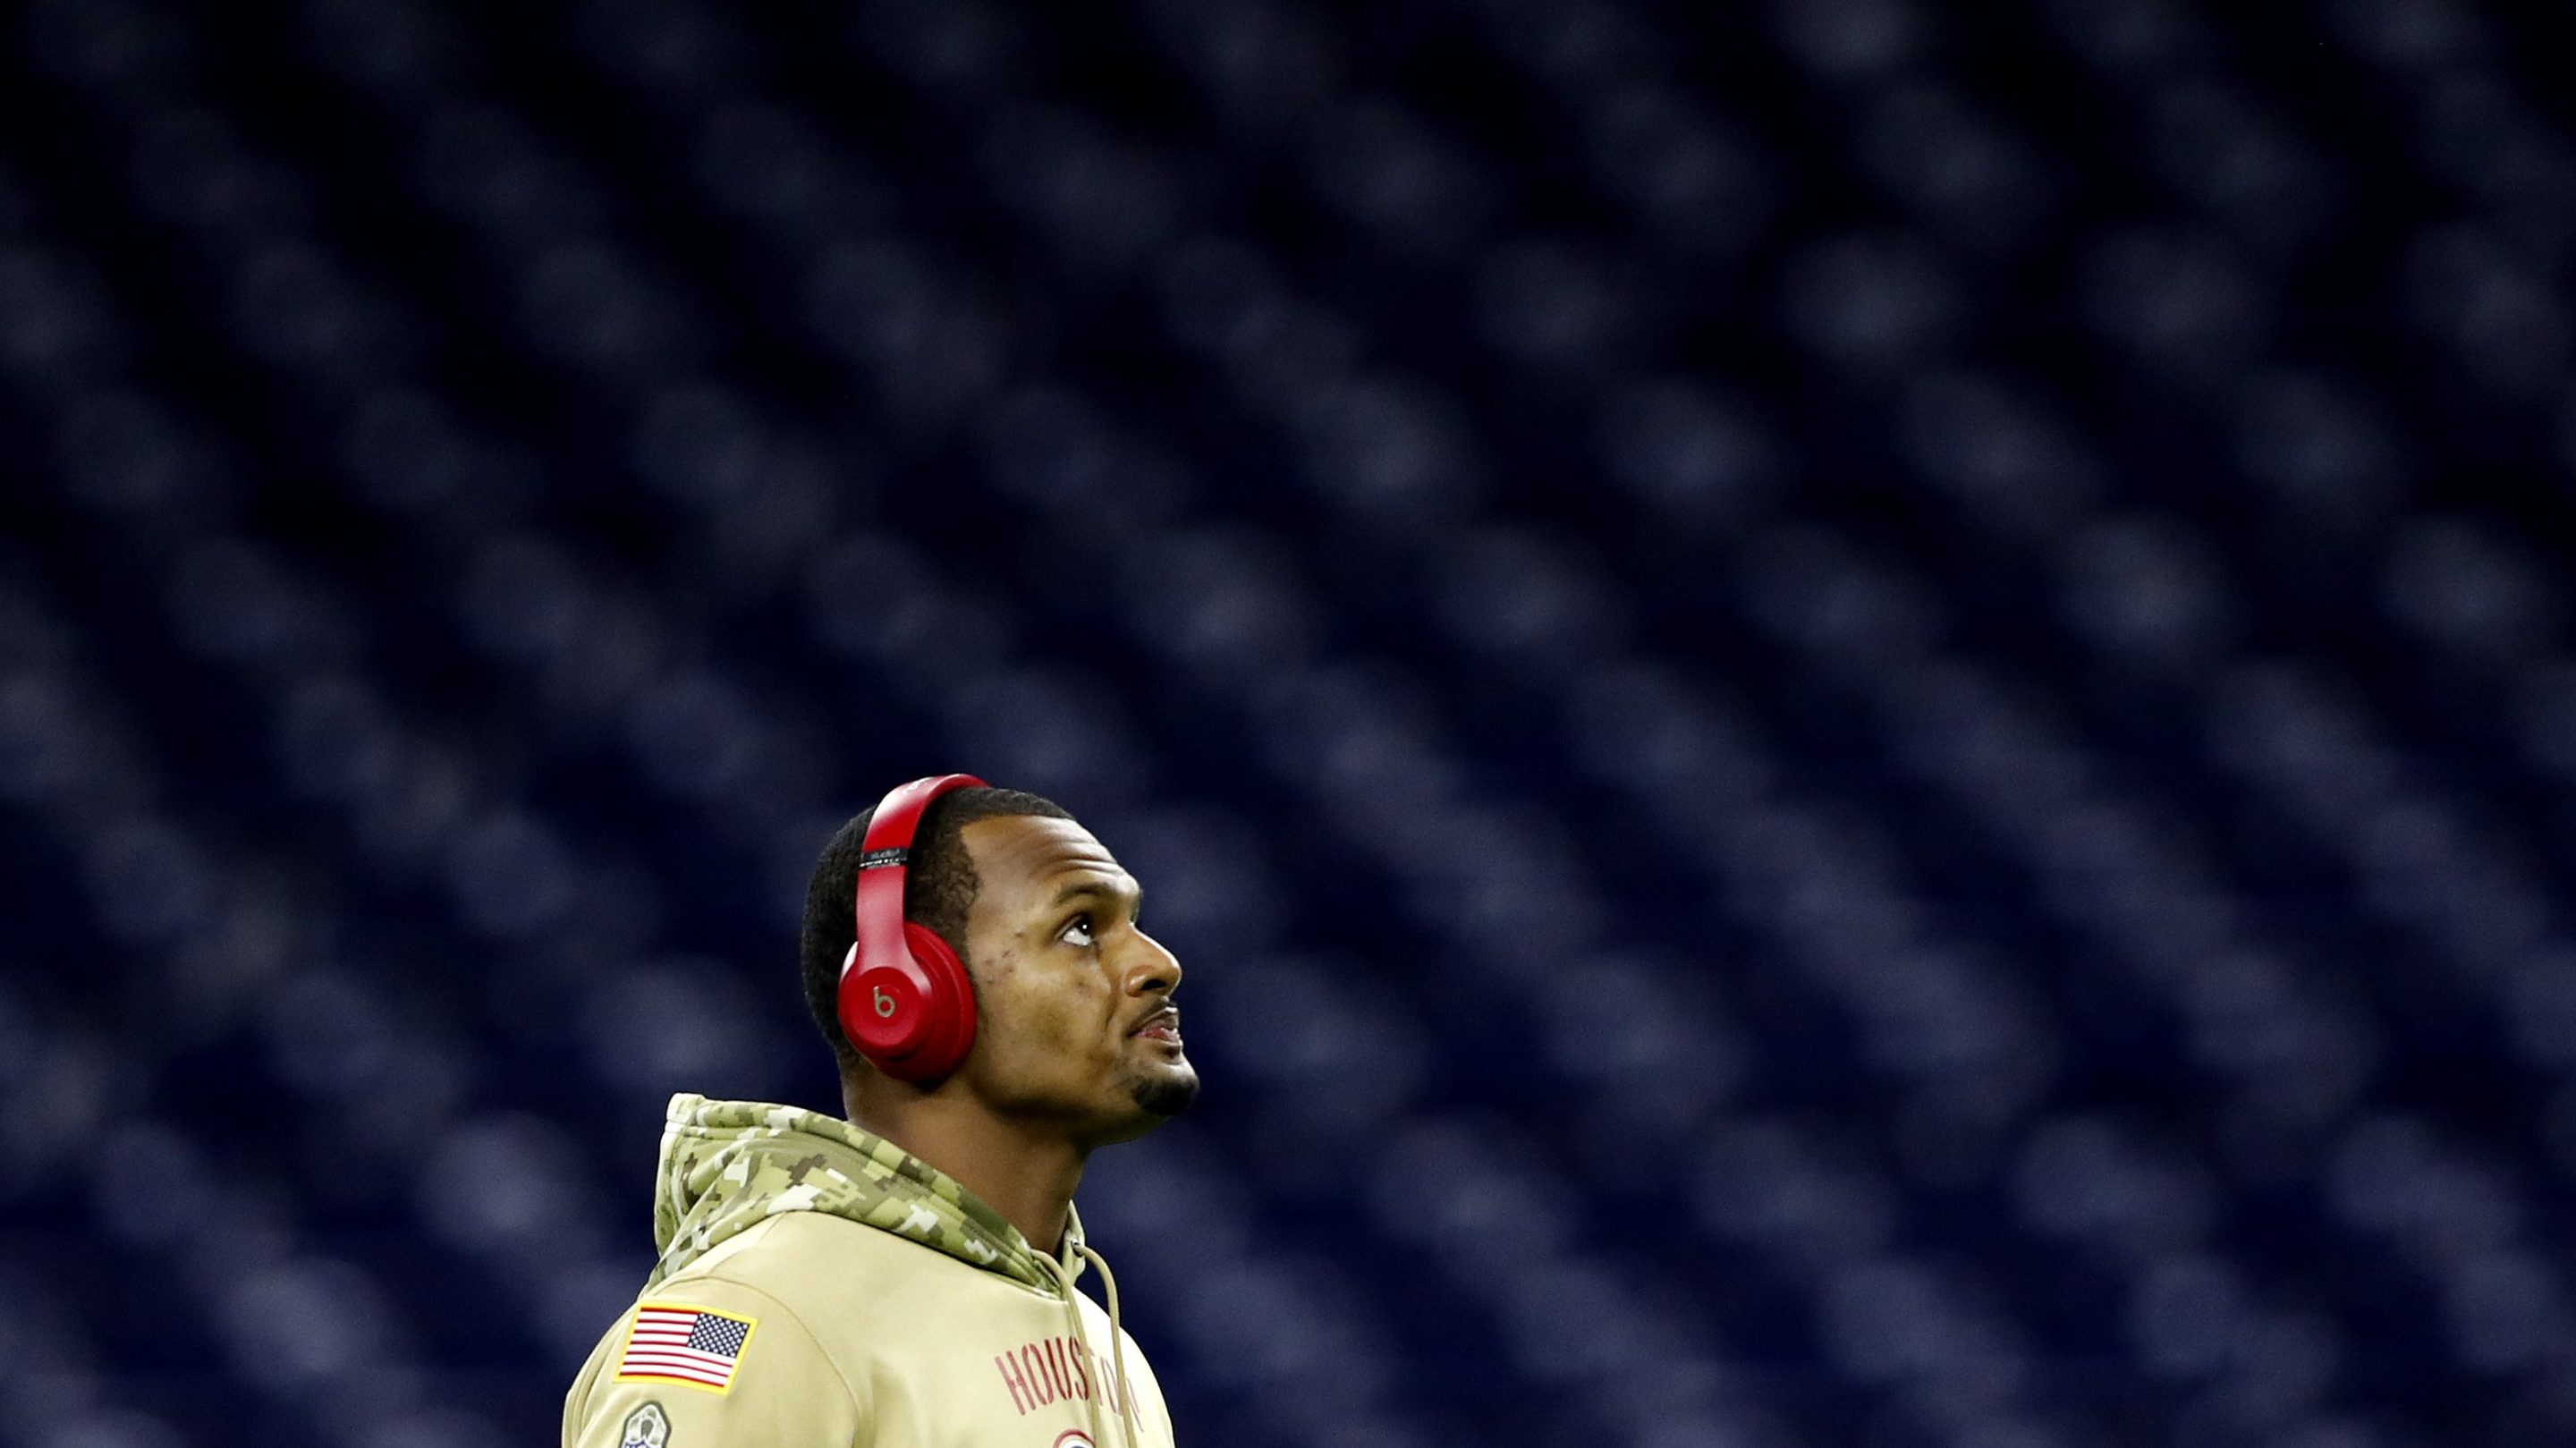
left=1020, top=1345, right=1059, bottom=1405
left=996, top=1352, right=1037, bottom=1415
left=998, top=1335, right=1142, bottom=1420
left=1040, top=1338, right=1075, bottom=1401
left=1092, top=1349, right=1127, bottom=1418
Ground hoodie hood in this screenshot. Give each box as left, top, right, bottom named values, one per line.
left=648, top=1093, right=1080, bottom=1294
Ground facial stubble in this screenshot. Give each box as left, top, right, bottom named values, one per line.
left=1131, top=1069, right=1199, bottom=1118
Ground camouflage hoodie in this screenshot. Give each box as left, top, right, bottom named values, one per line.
left=564, top=1094, right=1175, bottom=1448
left=649, top=1093, right=1080, bottom=1292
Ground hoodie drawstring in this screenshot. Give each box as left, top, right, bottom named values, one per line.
left=1036, top=1243, right=1138, bottom=1448
left=1074, top=1241, right=1136, bottom=1448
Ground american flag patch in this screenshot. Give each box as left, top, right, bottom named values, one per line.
left=614, top=1302, right=758, bottom=1393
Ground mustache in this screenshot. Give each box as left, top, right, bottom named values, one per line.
left=1125, top=1003, right=1181, bottom=1037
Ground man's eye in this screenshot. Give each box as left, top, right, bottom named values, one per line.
left=1062, top=916, right=1096, bottom=947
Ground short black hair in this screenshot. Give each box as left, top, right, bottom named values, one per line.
left=800, top=784, right=1073, bottom=1068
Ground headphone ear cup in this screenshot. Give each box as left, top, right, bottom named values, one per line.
left=895, top=921, right=978, bottom=1078
left=844, top=923, right=978, bottom=1083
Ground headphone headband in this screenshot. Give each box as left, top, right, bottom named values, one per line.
left=853, top=773, right=987, bottom=984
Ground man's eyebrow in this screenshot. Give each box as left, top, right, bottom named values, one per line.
left=1046, top=876, right=1142, bottom=910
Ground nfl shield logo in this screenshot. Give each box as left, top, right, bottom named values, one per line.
left=620, top=1401, right=672, bottom=1448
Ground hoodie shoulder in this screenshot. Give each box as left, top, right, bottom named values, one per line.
left=674, top=1211, right=872, bottom=1291
left=562, top=1271, right=866, bottom=1448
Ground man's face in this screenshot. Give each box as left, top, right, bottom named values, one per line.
left=954, top=813, right=1198, bottom=1145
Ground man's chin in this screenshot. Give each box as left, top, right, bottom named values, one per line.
left=1129, top=1065, right=1200, bottom=1120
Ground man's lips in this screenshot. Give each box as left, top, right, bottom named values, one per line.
left=1128, top=1006, right=1181, bottom=1042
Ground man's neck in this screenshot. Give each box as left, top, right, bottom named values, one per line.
left=845, top=1082, right=1087, bottom=1257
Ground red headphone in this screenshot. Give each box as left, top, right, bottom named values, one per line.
left=837, top=773, right=987, bottom=1083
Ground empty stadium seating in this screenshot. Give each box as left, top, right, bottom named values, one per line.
left=4, top=2, right=2573, bottom=1445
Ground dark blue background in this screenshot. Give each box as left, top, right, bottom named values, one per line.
left=4, top=2, right=2574, bottom=1446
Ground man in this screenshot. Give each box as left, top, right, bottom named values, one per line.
left=563, top=778, right=1197, bottom=1448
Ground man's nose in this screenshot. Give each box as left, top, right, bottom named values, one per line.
left=1123, top=931, right=1182, bottom=996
